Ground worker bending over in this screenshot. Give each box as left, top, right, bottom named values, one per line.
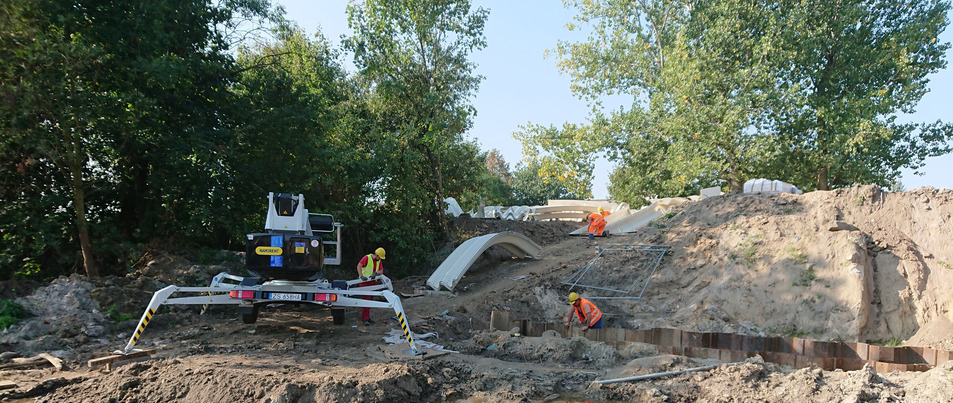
left=564, top=292, right=603, bottom=332
left=356, top=247, right=386, bottom=326
left=587, top=207, right=610, bottom=240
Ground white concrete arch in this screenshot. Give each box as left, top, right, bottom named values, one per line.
left=426, top=232, right=542, bottom=291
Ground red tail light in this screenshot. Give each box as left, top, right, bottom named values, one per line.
left=230, top=290, right=255, bottom=299
left=313, top=293, right=337, bottom=302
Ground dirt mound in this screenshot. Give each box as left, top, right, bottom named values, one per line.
left=3, top=186, right=953, bottom=402
left=447, top=216, right=581, bottom=247
left=606, top=185, right=953, bottom=346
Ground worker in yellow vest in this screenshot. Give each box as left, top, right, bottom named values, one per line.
left=355, top=247, right=385, bottom=326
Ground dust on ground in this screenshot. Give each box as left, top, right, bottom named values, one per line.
left=2, top=185, right=953, bottom=402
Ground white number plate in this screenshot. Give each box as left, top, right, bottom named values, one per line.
left=269, top=293, right=302, bottom=301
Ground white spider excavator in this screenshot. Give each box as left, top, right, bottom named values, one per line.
left=118, top=192, right=421, bottom=356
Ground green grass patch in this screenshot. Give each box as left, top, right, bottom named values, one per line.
left=737, top=235, right=762, bottom=266
left=786, top=246, right=808, bottom=264
left=792, top=267, right=817, bottom=286
left=0, top=299, right=31, bottom=329
left=106, top=305, right=136, bottom=322
left=883, top=337, right=903, bottom=347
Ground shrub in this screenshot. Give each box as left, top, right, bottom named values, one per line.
left=0, top=299, right=31, bottom=329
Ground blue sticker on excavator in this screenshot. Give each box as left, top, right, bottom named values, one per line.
left=270, top=256, right=282, bottom=267
left=271, top=235, right=282, bottom=247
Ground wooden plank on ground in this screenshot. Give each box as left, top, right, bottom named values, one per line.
left=37, top=353, right=63, bottom=371
left=0, top=356, right=53, bottom=371
left=0, top=380, right=16, bottom=390
left=88, top=349, right=155, bottom=371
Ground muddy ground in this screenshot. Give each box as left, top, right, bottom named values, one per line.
left=2, top=185, right=953, bottom=402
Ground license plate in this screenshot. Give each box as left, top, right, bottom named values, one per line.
left=269, top=293, right=302, bottom=301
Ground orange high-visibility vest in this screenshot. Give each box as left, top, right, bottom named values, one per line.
left=588, top=212, right=607, bottom=234
left=360, top=254, right=382, bottom=278
left=588, top=212, right=606, bottom=225
left=573, top=298, right=602, bottom=327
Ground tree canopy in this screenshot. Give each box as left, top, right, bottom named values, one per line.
left=344, top=0, right=489, bottom=244
left=0, top=0, right=504, bottom=280
left=517, top=0, right=952, bottom=205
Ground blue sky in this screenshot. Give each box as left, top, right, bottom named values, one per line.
left=276, top=0, right=953, bottom=197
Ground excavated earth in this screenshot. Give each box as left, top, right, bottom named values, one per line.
left=2, top=185, right=953, bottom=402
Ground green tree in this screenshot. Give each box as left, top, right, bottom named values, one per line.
left=514, top=122, right=596, bottom=199
left=0, top=0, right=136, bottom=276
left=773, top=0, right=952, bottom=190
left=0, top=0, right=283, bottom=278
left=230, top=28, right=358, bottom=238
left=484, top=149, right=513, bottom=185
left=529, top=0, right=951, bottom=204
left=345, top=0, right=489, bottom=237
left=448, top=147, right=516, bottom=211
left=511, top=160, right=579, bottom=206
left=548, top=0, right=785, bottom=198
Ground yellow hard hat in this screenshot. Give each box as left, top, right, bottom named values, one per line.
left=598, top=207, right=604, bottom=212
left=568, top=292, right=579, bottom=304
left=375, top=247, right=386, bottom=260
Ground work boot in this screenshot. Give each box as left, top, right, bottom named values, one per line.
left=363, top=319, right=375, bottom=326
left=588, top=233, right=594, bottom=240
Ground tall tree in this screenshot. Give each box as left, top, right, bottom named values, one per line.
left=0, top=0, right=135, bottom=276
left=511, top=160, right=579, bottom=206
left=514, top=122, right=597, bottom=199
left=545, top=0, right=786, bottom=198
left=484, top=149, right=512, bottom=184
left=774, top=0, right=952, bottom=190
left=230, top=28, right=357, bottom=236
left=0, top=0, right=282, bottom=277
left=345, top=0, right=488, bottom=237
left=523, top=0, right=951, bottom=204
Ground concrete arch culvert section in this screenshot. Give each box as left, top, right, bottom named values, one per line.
left=427, top=232, right=542, bottom=291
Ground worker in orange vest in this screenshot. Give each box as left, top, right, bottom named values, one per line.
left=355, top=247, right=385, bottom=326
left=564, top=292, right=603, bottom=332
left=587, top=207, right=609, bottom=240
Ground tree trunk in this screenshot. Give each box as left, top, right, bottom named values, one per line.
left=68, top=158, right=99, bottom=277
left=813, top=48, right=836, bottom=192
left=721, top=141, right=745, bottom=193
left=119, top=161, right=149, bottom=241
left=816, top=166, right=829, bottom=191
left=724, top=153, right=744, bottom=193
left=425, top=148, right=450, bottom=237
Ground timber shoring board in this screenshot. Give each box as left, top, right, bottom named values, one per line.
left=494, top=312, right=953, bottom=373
left=87, top=349, right=156, bottom=371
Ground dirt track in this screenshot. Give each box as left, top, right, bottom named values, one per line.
left=2, top=185, right=953, bottom=402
